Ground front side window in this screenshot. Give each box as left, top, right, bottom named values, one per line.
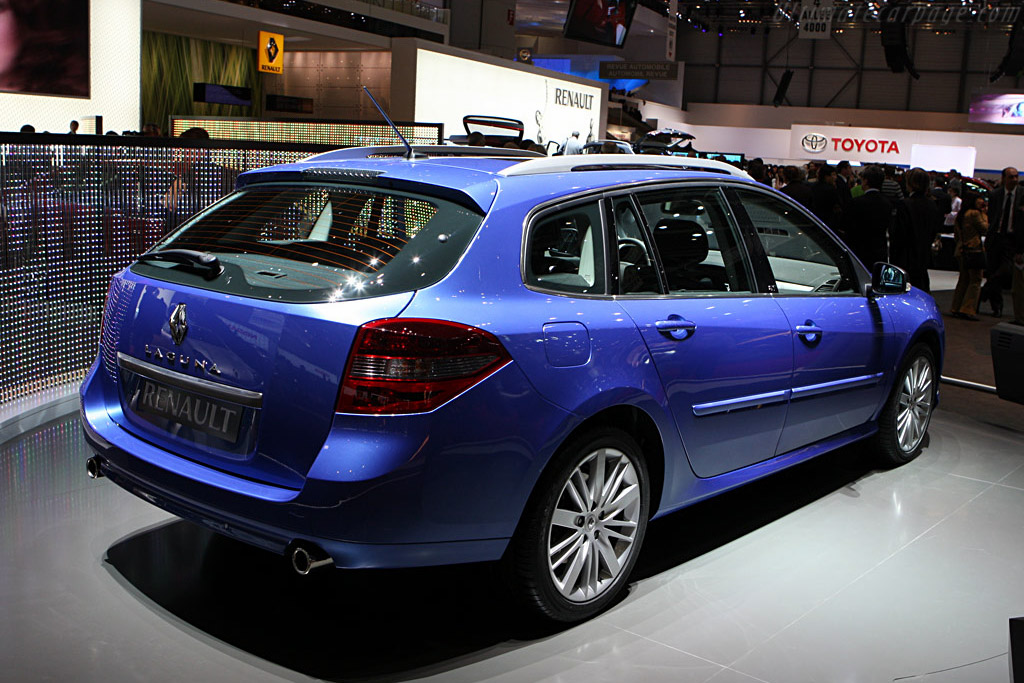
left=526, top=202, right=607, bottom=295
left=635, top=186, right=753, bottom=295
left=730, top=189, right=858, bottom=294
left=131, top=183, right=483, bottom=303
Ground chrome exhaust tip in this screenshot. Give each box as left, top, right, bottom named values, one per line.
left=86, top=456, right=104, bottom=480
left=290, top=544, right=333, bottom=576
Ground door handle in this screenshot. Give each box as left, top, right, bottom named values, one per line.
left=796, top=322, right=823, bottom=344
left=655, top=318, right=697, bottom=341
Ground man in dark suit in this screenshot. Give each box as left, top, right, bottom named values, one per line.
left=982, top=167, right=1023, bottom=317
left=836, top=160, right=854, bottom=208
left=780, top=165, right=813, bottom=210
left=843, top=165, right=891, bottom=268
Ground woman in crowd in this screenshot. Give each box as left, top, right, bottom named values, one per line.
left=950, top=191, right=988, bottom=321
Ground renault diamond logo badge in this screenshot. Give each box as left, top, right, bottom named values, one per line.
left=801, top=133, right=828, bottom=154
left=169, top=303, right=188, bottom=346
left=265, top=36, right=279, bottom=64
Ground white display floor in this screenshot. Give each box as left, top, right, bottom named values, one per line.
left=1, top=404, right=1022, bottom=683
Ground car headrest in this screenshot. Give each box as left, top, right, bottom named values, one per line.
left=653, top=219, right=709, bottom=265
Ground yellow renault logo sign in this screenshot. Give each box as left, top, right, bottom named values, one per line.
left=259, top=31, right=284, bottom=74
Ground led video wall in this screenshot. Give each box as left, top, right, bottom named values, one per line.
left=170, top=117, right=444, bottom=146
left=0, top=135, right=333, bottom=408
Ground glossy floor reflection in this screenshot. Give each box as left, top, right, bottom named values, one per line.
left=1, top=407, right=1023, bottom=683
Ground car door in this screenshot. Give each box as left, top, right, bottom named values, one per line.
left=726, top=186, right=892, bottom=456
left=613, top=186, right=794, bottom=479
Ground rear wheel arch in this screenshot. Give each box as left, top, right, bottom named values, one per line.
left=533, top=405, right=666, bottom=523
left=506, top=420, right=655, bottom=621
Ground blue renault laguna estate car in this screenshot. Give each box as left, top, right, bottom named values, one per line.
left=81, top=148, right=943, bottom=622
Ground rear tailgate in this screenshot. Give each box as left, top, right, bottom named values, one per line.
left=100, top=272, right=412, bottom=489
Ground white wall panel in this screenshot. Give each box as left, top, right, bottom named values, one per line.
left=412, top=47, right=606, bottom=145
left=0, top=0, right=141, bottom=133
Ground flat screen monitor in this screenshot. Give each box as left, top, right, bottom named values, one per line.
left=563, top=0, right=639, bottom=49
left=968, top=93, right=1024, bottom=125
left=0, top=0, right=90, bottom=97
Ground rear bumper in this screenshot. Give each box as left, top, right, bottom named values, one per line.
left=82, top=412, right=511, bottom=568
left=80, top=359, right=572, bottom=569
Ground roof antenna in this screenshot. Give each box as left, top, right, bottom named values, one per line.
left=362, top=86, right=422, bottom=160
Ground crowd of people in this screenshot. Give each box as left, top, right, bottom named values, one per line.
left=18, top=121, right=166, bottom=136
left=745, top=158, right=1024, bottom=325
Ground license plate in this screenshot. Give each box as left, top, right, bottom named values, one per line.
left=134, top=378, right=243, bottom=442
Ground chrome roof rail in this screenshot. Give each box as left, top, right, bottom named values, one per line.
left=498, top=154, right=752, bottom=179
left=306, top=145, right=543, bottom=162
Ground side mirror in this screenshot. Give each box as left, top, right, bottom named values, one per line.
left=869, top=262, right=910, bottom=296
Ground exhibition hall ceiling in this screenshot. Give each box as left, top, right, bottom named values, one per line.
left=143, top=0, right=391, bottom=50
left=144, top=0, right=1024, bottom=55
left=515, top=0, right=1022, bottom=33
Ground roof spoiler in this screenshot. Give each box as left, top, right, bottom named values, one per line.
left=302, top=145, right=543, bottom=162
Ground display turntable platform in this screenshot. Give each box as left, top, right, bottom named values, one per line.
left=2, top=273, right=1022, bottom=683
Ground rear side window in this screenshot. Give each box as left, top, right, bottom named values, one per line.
left=526, top=202, right=607, bottom=295
left=132, top=183, right=483, bottom=303
left=635, top=187, right=752, bottom=294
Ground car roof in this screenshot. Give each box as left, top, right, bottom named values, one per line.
left=236, top=147, right=755, bottom=213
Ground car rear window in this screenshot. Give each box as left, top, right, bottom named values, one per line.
left=131, top=183, right=484, bottom=303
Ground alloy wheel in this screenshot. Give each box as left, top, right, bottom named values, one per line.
left=546, top=447, right=642, bottom=602
left=896, top=356, right=933, bottom=453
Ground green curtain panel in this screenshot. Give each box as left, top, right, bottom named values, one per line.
left=142, top=31, right=263, bottom=134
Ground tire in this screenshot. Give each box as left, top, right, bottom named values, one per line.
left=508, top=427, right=649, bottom=623
left=874, top=343, right=937, bottom=467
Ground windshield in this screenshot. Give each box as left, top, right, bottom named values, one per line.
left=131, top=183, right=484, bottom=303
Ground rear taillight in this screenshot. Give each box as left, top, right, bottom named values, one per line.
left=336, top=318, right=512, bottom=415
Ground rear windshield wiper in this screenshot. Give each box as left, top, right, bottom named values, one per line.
left=136, top=249, right=224, bottom=280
